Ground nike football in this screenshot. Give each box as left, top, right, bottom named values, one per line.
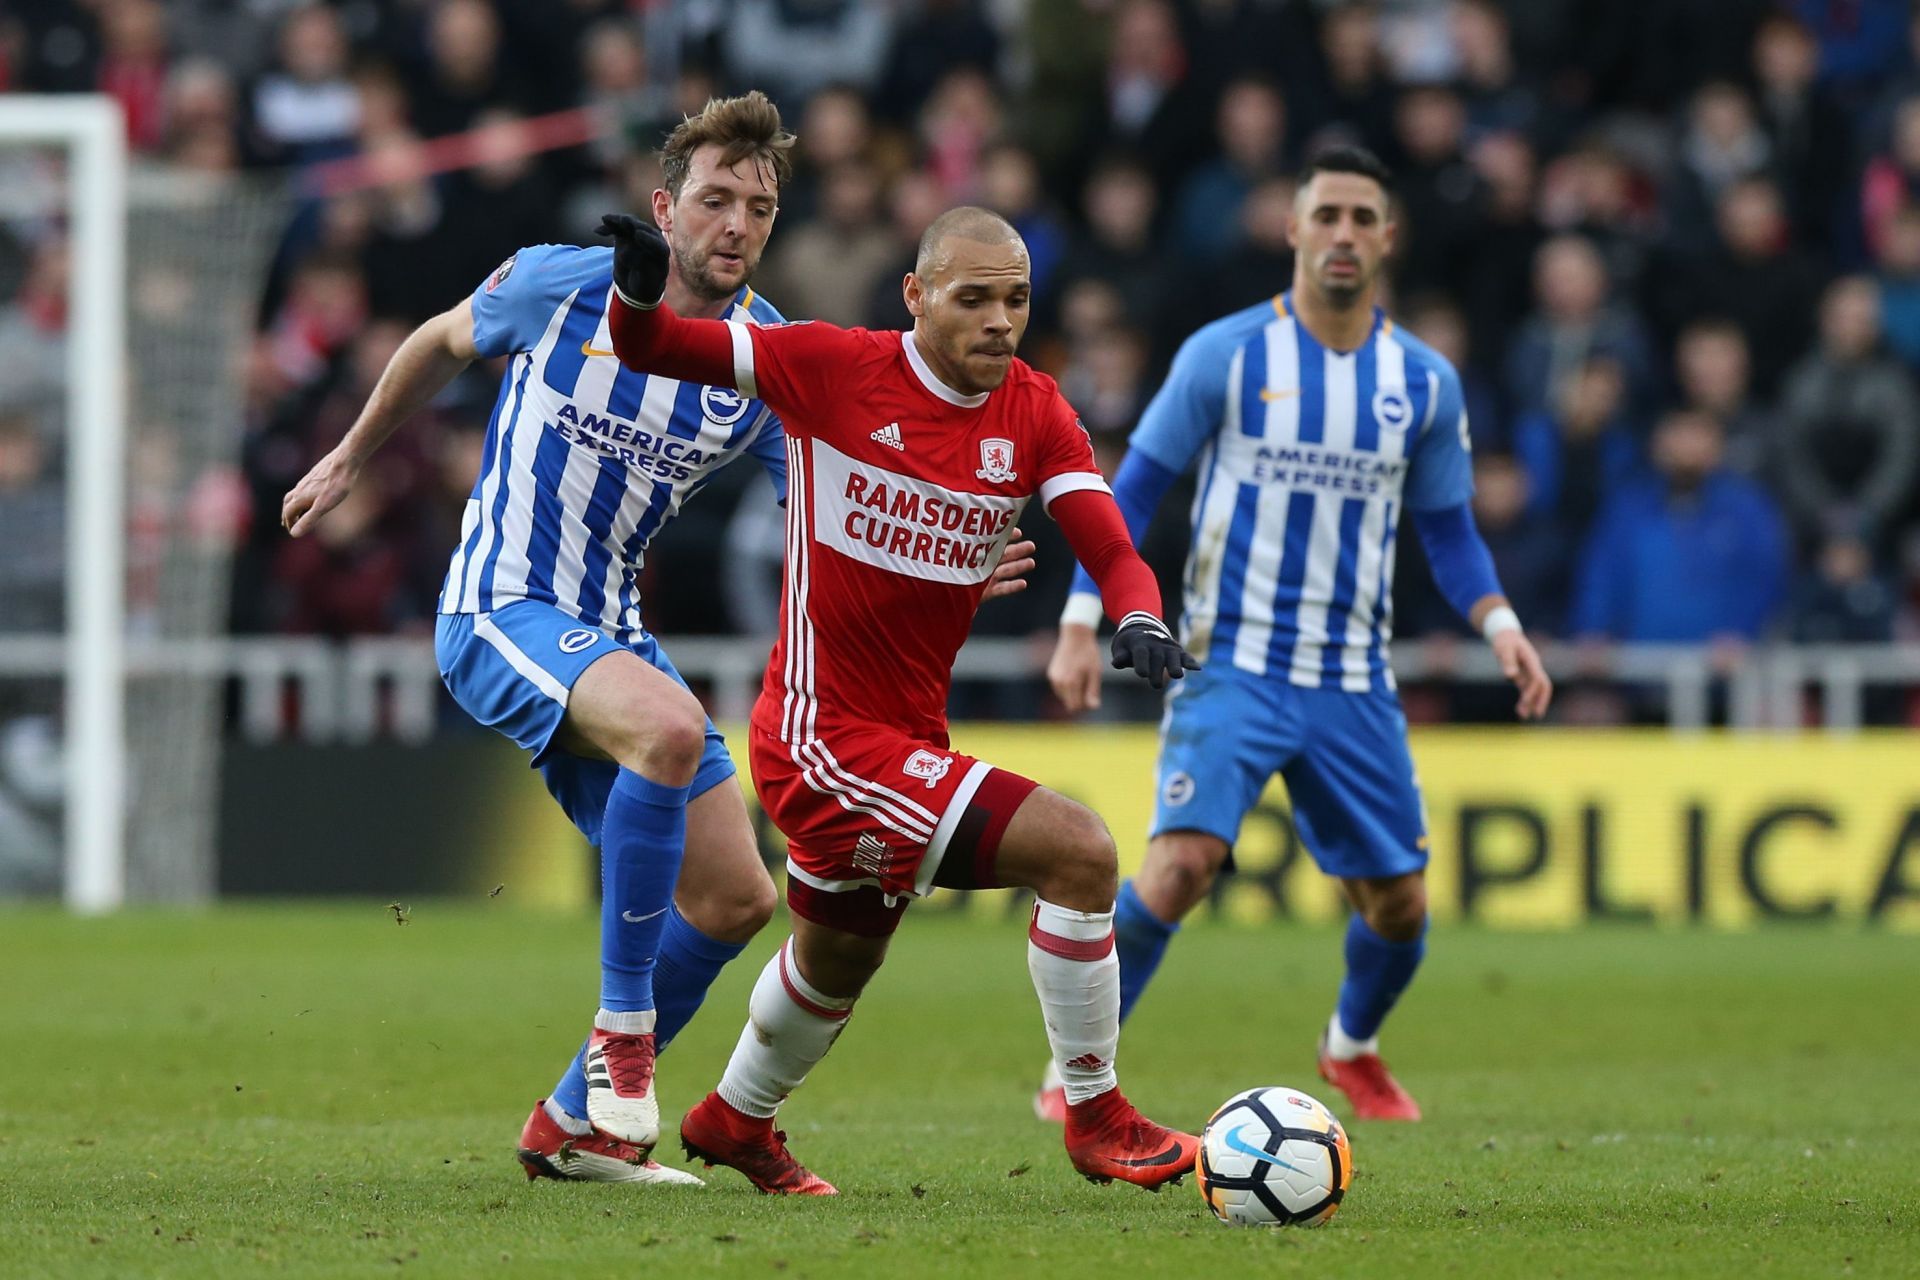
left=1195, top=1086, right=1351, bottom=1227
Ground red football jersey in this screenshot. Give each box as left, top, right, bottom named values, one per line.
left=729, top=322, right=1111, bottom=744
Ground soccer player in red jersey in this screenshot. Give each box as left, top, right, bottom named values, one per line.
left=598, top=202, right=1202, bottom=1195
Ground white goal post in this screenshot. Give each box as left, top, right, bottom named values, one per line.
left=0, top=97, right=127, bottom=913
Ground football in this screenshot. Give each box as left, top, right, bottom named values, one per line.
left=1195, top=1086, right=1353, bottom=1228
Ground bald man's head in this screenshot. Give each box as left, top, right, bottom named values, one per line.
left=902, top=205, right=1033, bottom=396
left=915, top=206, right=1026, bottom=277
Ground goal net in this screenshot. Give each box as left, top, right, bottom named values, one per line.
left=0, top=97, right=285, bottom=908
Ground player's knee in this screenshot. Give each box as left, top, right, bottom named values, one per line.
left=1155, top=840, right=1225, bottom=913
left=695, top=871, right=777, bottom=944
left=1364, top=879, right=1428, bottom=943
left=625, top=693, right=707, bottom=784
left=1038, top=803, right=1119, bottom=910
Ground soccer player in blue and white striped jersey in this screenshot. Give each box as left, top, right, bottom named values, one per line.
left=1041, top=147, right=1552, bottom=1121
left=282, top=94, right=1033, bottom=1182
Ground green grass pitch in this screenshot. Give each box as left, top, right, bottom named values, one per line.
left=2, top=903, right=1916, bottom=1278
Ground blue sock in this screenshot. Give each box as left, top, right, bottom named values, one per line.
left=651, top=904, right=748, bottom=1050
left=1335, top=914, right=1427, bottom=1041
left=1114, top=878, right=1178, bottom=1024
left=598, top=768, right=692, bottom=1013
left=551, top=1040, right=590, bottom=1120
left=549, top=907, right=743, bottom=1120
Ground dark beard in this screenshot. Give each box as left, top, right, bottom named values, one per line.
left=675, top=240, right=749, bottom=304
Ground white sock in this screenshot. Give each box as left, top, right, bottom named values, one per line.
left=715, top=939, right=855, bottom=1119
left=543, top=1096, right=592, bottom=1136
left=595, top=1008, right=657, bottom=1035
left=1324, top=1010, right=1379, bottom=1061
left=1027, top=899, right=1120, bottom=1106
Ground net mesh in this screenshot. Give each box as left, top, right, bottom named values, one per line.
left=0, top=133, right=285, bottom=902
left=122, top=166, right=286, bottom=900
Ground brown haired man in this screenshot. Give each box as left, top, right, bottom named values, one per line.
left=279, top=92, right=1035, bottom=1185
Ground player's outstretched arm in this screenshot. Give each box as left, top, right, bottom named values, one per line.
left=1050, top=488, right=1199, bottom=690
left=1050, top=449, right=1180, bottom=711
left=282, top=299, right=480, bottom=535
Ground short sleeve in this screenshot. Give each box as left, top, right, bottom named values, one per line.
left=1127, top=325, right=1233, bottom=474
left=1035, top=395, right=1113, bottom=511
left=746, top=410, right=789, bottom=505
left=1403, top=361, right=1475, bottom=511
left=469, top=244, right=608, bottom=359
left=730, top=320, right=864, bottom=429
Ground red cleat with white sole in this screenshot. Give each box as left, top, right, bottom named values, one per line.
left=584, top=1027, right=660, bottom=1148
left=516, top=1101, right=703, bottom=1186
left=678, top=1092, right=838, bottom=1196
left=1063, top=1088, right=1198, bottom=1190
left=1032, top=1060, right=1067, bottom=1123
left=1318, top=1036, right=1423, bottom=1120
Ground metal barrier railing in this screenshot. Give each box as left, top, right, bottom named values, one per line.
left=3, top=634, right=1918, bottom=741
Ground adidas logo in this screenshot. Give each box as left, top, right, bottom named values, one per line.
left=870, top=421, right=904, bottom=450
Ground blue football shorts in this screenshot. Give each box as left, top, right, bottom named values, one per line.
left=1150, top=664, right=1429, bottom=881
left=435, top=600, right=735, bottom=846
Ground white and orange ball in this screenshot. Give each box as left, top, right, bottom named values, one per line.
left=1195, top=1086, right=1352, bottom=1227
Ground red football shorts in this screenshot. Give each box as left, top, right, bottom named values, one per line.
left=748, top=725, right=1038, bottom=937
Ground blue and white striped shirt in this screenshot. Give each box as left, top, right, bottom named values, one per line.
left=1127, top=294, right=1472, bottom=692
left=439, top=244, right=787, bottom=641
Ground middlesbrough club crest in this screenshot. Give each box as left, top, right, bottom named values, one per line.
left=901, top=749, right=953, bottom=789
left=975, top=437, right=1017, bottom=483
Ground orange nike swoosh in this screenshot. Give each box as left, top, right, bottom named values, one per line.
left=580, top=341, right=618, bottom=358
left=1260, top=387, right=1300, bottom=401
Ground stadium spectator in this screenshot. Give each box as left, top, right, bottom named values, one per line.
left=1084, top=0, right=1204, bottom=188
left=1294, top=1, right=1393, bottom=153
left=723, top=0, right=893, bottom=109
left=1457, top=129, right=1542, bottom=373
left=1660, top=176, right=1822, bottom=400
left=1860, top=95, right=1920, bottom=263
left=1672, top=319, right=1774, bottom=477
left=1512, top=354, right=1640, bottom=545
left=1750, top=11, right=1851, bottom=253
left=1570, top=410, right=1790, bottom=644
left=757, top=159, right=894, bottom=327
left=1450, top=0, right=1541, bottom=141
left=1666, top=82, right=1771, bottom=257
left=1402, top=293, right=1503, bottom=451
left=1052, top=154, right=1170, bottom=345
left=162, top=56, right=242, bottom=172
left=1789, top=535, right=1900, bottom=645
left=979, top=142, right=1069, bottom=293
left=251, top=4, right=359, bottom=162
left=1386, top=84, right=1483, bottom=300
left=409, top=0, right=532, bottom=139
left=1469, top=451, right=1570, bottom=638
left=1775, top=276, right=1920, bottom=554
left=1873, top=204, right=1920, bottom=370
left=874, top=0, right=1000, bottom=126
left=779, top=85, right=874, bottom=225
left=96, top=0, right=169, bottom=153
left=917, top=66, right=1003, bottom=201
left=1504, top=234, right=1655, bottom=422
left=1171, top=77, right=1291, bottom=262
left=0, top=408, right=62, bottom=634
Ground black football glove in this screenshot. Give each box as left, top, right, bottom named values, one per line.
left=596, top=213, right=670, bottom=309
left=1110, top=612, right=1201, bottom=690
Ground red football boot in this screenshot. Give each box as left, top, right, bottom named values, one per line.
left=1063, top=1088, right=1199, bottom=1190
left=678, top=1092, right=838, bottom=1196
left=1317, top=1035, right=1423, bottom=1120
left=584, top=1027, right=660, bottom=1148
left=516, top=1101, right=703, bottom=1185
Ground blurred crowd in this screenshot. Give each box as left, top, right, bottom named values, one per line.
left=5, top=0, right=1920, bottom=723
